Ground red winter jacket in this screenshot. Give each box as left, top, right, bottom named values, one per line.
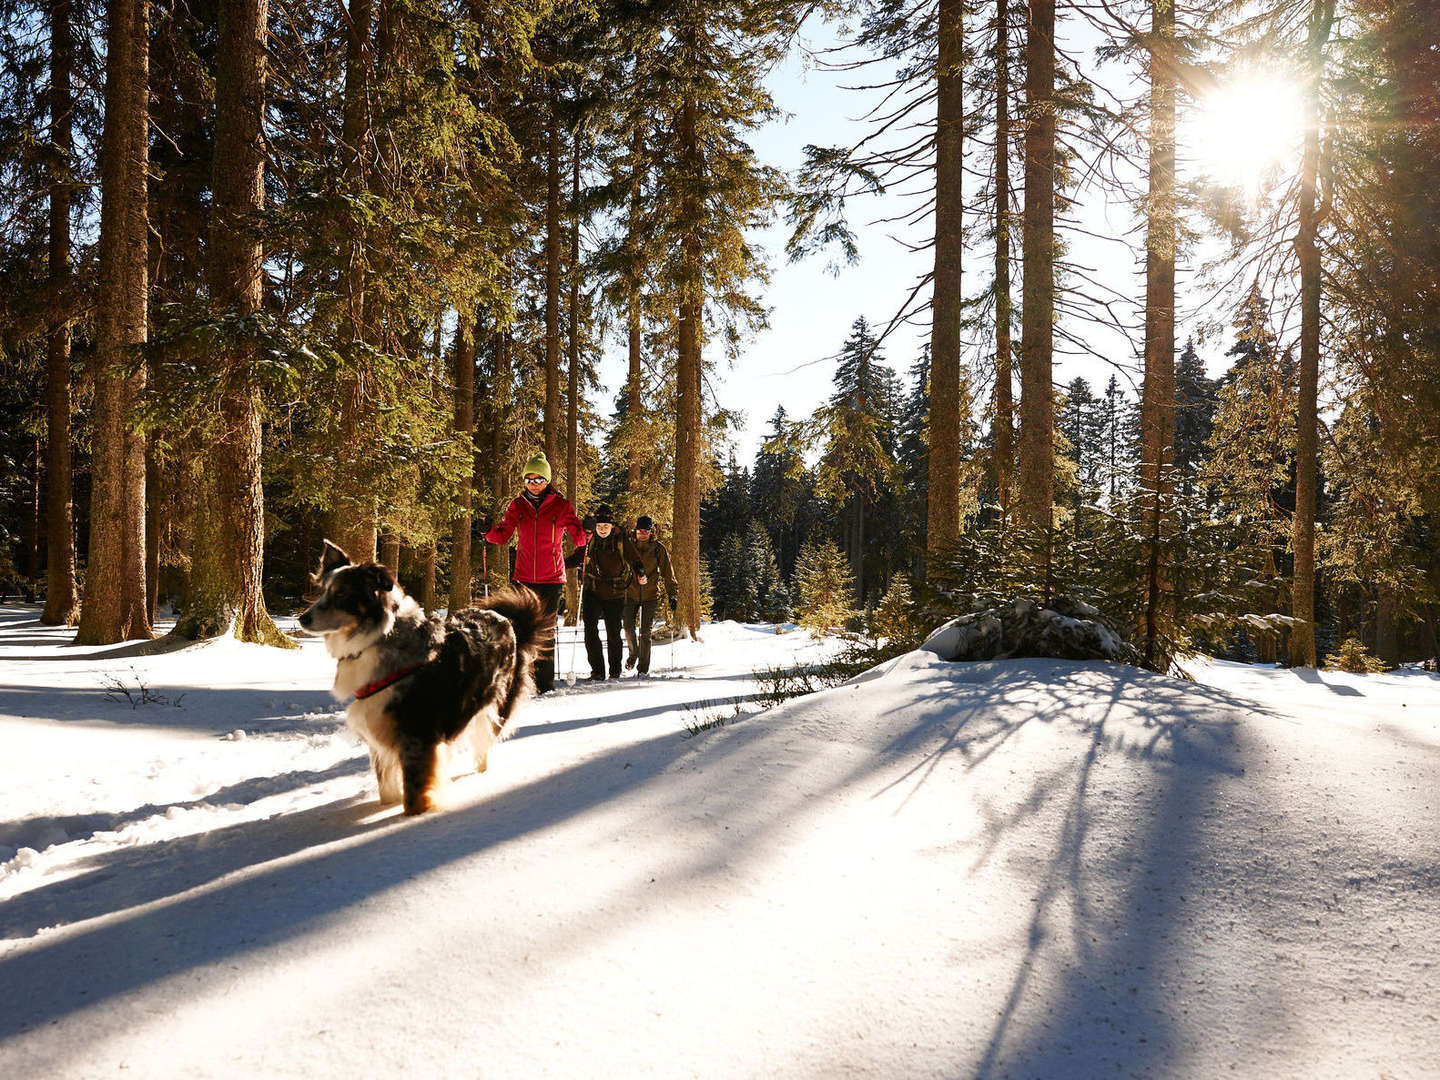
left=485, top=488, right=586, bottom=585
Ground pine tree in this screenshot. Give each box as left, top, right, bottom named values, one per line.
left=39, top=0, right=79, bottom=625
left=1139, top=0, right=1179, bottom=669
left=1017, top=0, right=1056, bottom=545
left=751, top=406, right=809, bottom=579
left=1290, top=0, right=1337, bottom=667
left=1173, top=338, right=1217, bottom=507
left=172, top=0, right=289, bottom=646
left=1200, top=285, right=1295, bottom=661
left=77, top=0, right=152, bottom=645
left=794, top=538, right=856, bottom=634
left=746, top=520, right=789, bottom=622
left=812, top=317, right=902, bottom=603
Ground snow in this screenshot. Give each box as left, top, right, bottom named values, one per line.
left=1, top=603, right=1437, bottom=1078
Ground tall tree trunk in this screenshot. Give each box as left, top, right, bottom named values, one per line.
left=926, top=0, right=964, bottom=559
left=565, top=128, right=583, bottom=622
left=544, top=101, right=562, bottom=473
left=175, top=0, right=288, bottom=645
left=492, top=329, right=510, bottom=512
left=1290, top=0, right=1334, bottom=668
left=77, top=0, right=151, bottom=644
left=626, top=130, right=644, bottom=495
left=41, top=0, right=79, bottom=625
left=1140, top=0, right=1177, bottom=666
left=380, top=533, right=400, bottom=576
left=145, top=442, right=160, bottom=621
left=567, top=125, right=582, bottom=499
left=421, top=542, right=437, bottom=613
left=28, top=438, right=41, bottom=592
left=1375, top=583, right=1398, bottom=667
left=992, top=0, right=1014, bottom=530
left=672, top=88, right=703, bottom=638
left=450, top=312, right=475, bottom=611
left=1017, top=0, right=1056, bottom=548
left=334, top=0, right=376, bottom=562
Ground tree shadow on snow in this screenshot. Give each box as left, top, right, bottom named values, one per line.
left=946, top=665, right=1292, bottom=1079
left=0, top=683, right=338, bottom=735
left=0, top=757, right=370, bottom=865
left=0, top=718, right=774, bottom=1039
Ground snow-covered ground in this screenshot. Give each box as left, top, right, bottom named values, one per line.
left=0, top=602, right=1436, bottom=1079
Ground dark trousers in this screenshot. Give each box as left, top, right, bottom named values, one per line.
left=582, top=593, right=626, bottom=678
left=519, top=581, right=564, bottom=693
left=623, top=598, right=658, bottom=674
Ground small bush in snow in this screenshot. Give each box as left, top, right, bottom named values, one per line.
left=1325, top=637, right=1388, bottom=673
left=866, top=575, right=930, bottom=648
left=793, top=539, right=856, bottom=635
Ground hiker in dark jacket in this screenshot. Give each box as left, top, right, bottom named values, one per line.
left=623, top=515, right=678, bottom=676
left=567, top=505, right=638, bottom=680
left=484, top=452, right=585, bottom=693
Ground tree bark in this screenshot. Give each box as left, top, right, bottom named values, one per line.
left=77, top=0, right=152, bottom=644
left=564, top=127, right=583, bottom=623
left=1140, top=0, right=1177, bottom=666
left=992, top=0, right=1014, bottom=530
left=672, top=87, right=703, bottom=638
left=174, top=0, right=289, bottom=645
left=380, top=534, right=400, bottom=577
left=926, top=0, right=964, bottom=559
left=1017, top=0, right=1056, bottom=544
left=1290, top=0, right=1335, bottom=668
left=568, top=126, right=582, bottom=499
left=544, top=101, right=562, bottom=473
left=450, top=312, right=475, bottom=611
left=41, top=0, right=79, bottom=625
left=421, top=542, right=437, bottom=613
left=1375, top=583, right=1398, bottom=667
left=626, top=130, right=644, bottom=494
left=334, top=0, right=376, bottom=562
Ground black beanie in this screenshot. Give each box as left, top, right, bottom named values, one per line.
left=593, top=504, right=615, bottom=525
left=635, top=515, right=655, bottom=532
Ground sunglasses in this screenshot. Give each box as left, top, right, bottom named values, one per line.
left=523, top=476, right=547, bottom=485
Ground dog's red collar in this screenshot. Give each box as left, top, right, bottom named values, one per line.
left=353, top=662, right=428, bottom=701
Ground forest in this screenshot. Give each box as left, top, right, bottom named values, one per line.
left=0, top=0, right=1436, bottom=670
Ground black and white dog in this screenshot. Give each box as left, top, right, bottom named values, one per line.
left=300, top=541, right=551, bottom=815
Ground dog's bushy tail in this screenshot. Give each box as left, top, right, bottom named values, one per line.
left=477, top=586, right=555, bottom=720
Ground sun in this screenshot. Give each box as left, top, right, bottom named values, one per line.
left=1190, top=72, right=1305, bottom=196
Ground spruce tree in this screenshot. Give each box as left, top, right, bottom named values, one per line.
left=172, top=0, right=289, bottom=646
left=813, top=317, right=903, bottom=603
left=77, top=0, right=151, bottom=645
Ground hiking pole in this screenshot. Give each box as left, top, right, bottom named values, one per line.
left=481, top=543, right=489, bottom=600
left=567, top=544, right=588, bottom=688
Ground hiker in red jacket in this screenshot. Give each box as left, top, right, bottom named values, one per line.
left=484, top=452, right=586, bottom=693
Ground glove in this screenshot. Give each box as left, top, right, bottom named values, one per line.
left=581, top=514, right=596, bottom=532
left=668, top=596, right=677, bottom=613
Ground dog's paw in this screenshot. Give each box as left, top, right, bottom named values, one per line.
left=403, top=793, right=439, bottom=816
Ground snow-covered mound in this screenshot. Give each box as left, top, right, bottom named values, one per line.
left=924, top=596, right=1143, bottom=666
left=0, top=604, right=1436, bottom=1078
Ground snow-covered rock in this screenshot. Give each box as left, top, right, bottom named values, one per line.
left=923, top=596, right=1144, bottom=666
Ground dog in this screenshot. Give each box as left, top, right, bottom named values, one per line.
left=299, top=540, right=552, bottom=814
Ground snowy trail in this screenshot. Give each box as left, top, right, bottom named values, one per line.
left=0, top=605, right=1437, bottom=1078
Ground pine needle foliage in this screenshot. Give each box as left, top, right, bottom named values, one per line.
left=1325, top=637, right=1387, bottom=674
left=793, top=538, right=856, bottom=635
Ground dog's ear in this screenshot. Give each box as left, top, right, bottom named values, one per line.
left=321, top=540, right=351, bottom=575
left=367, top=564, right=397, bottom=598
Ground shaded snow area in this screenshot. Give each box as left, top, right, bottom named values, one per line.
left=1, top=603, right=1437, bottom=1079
